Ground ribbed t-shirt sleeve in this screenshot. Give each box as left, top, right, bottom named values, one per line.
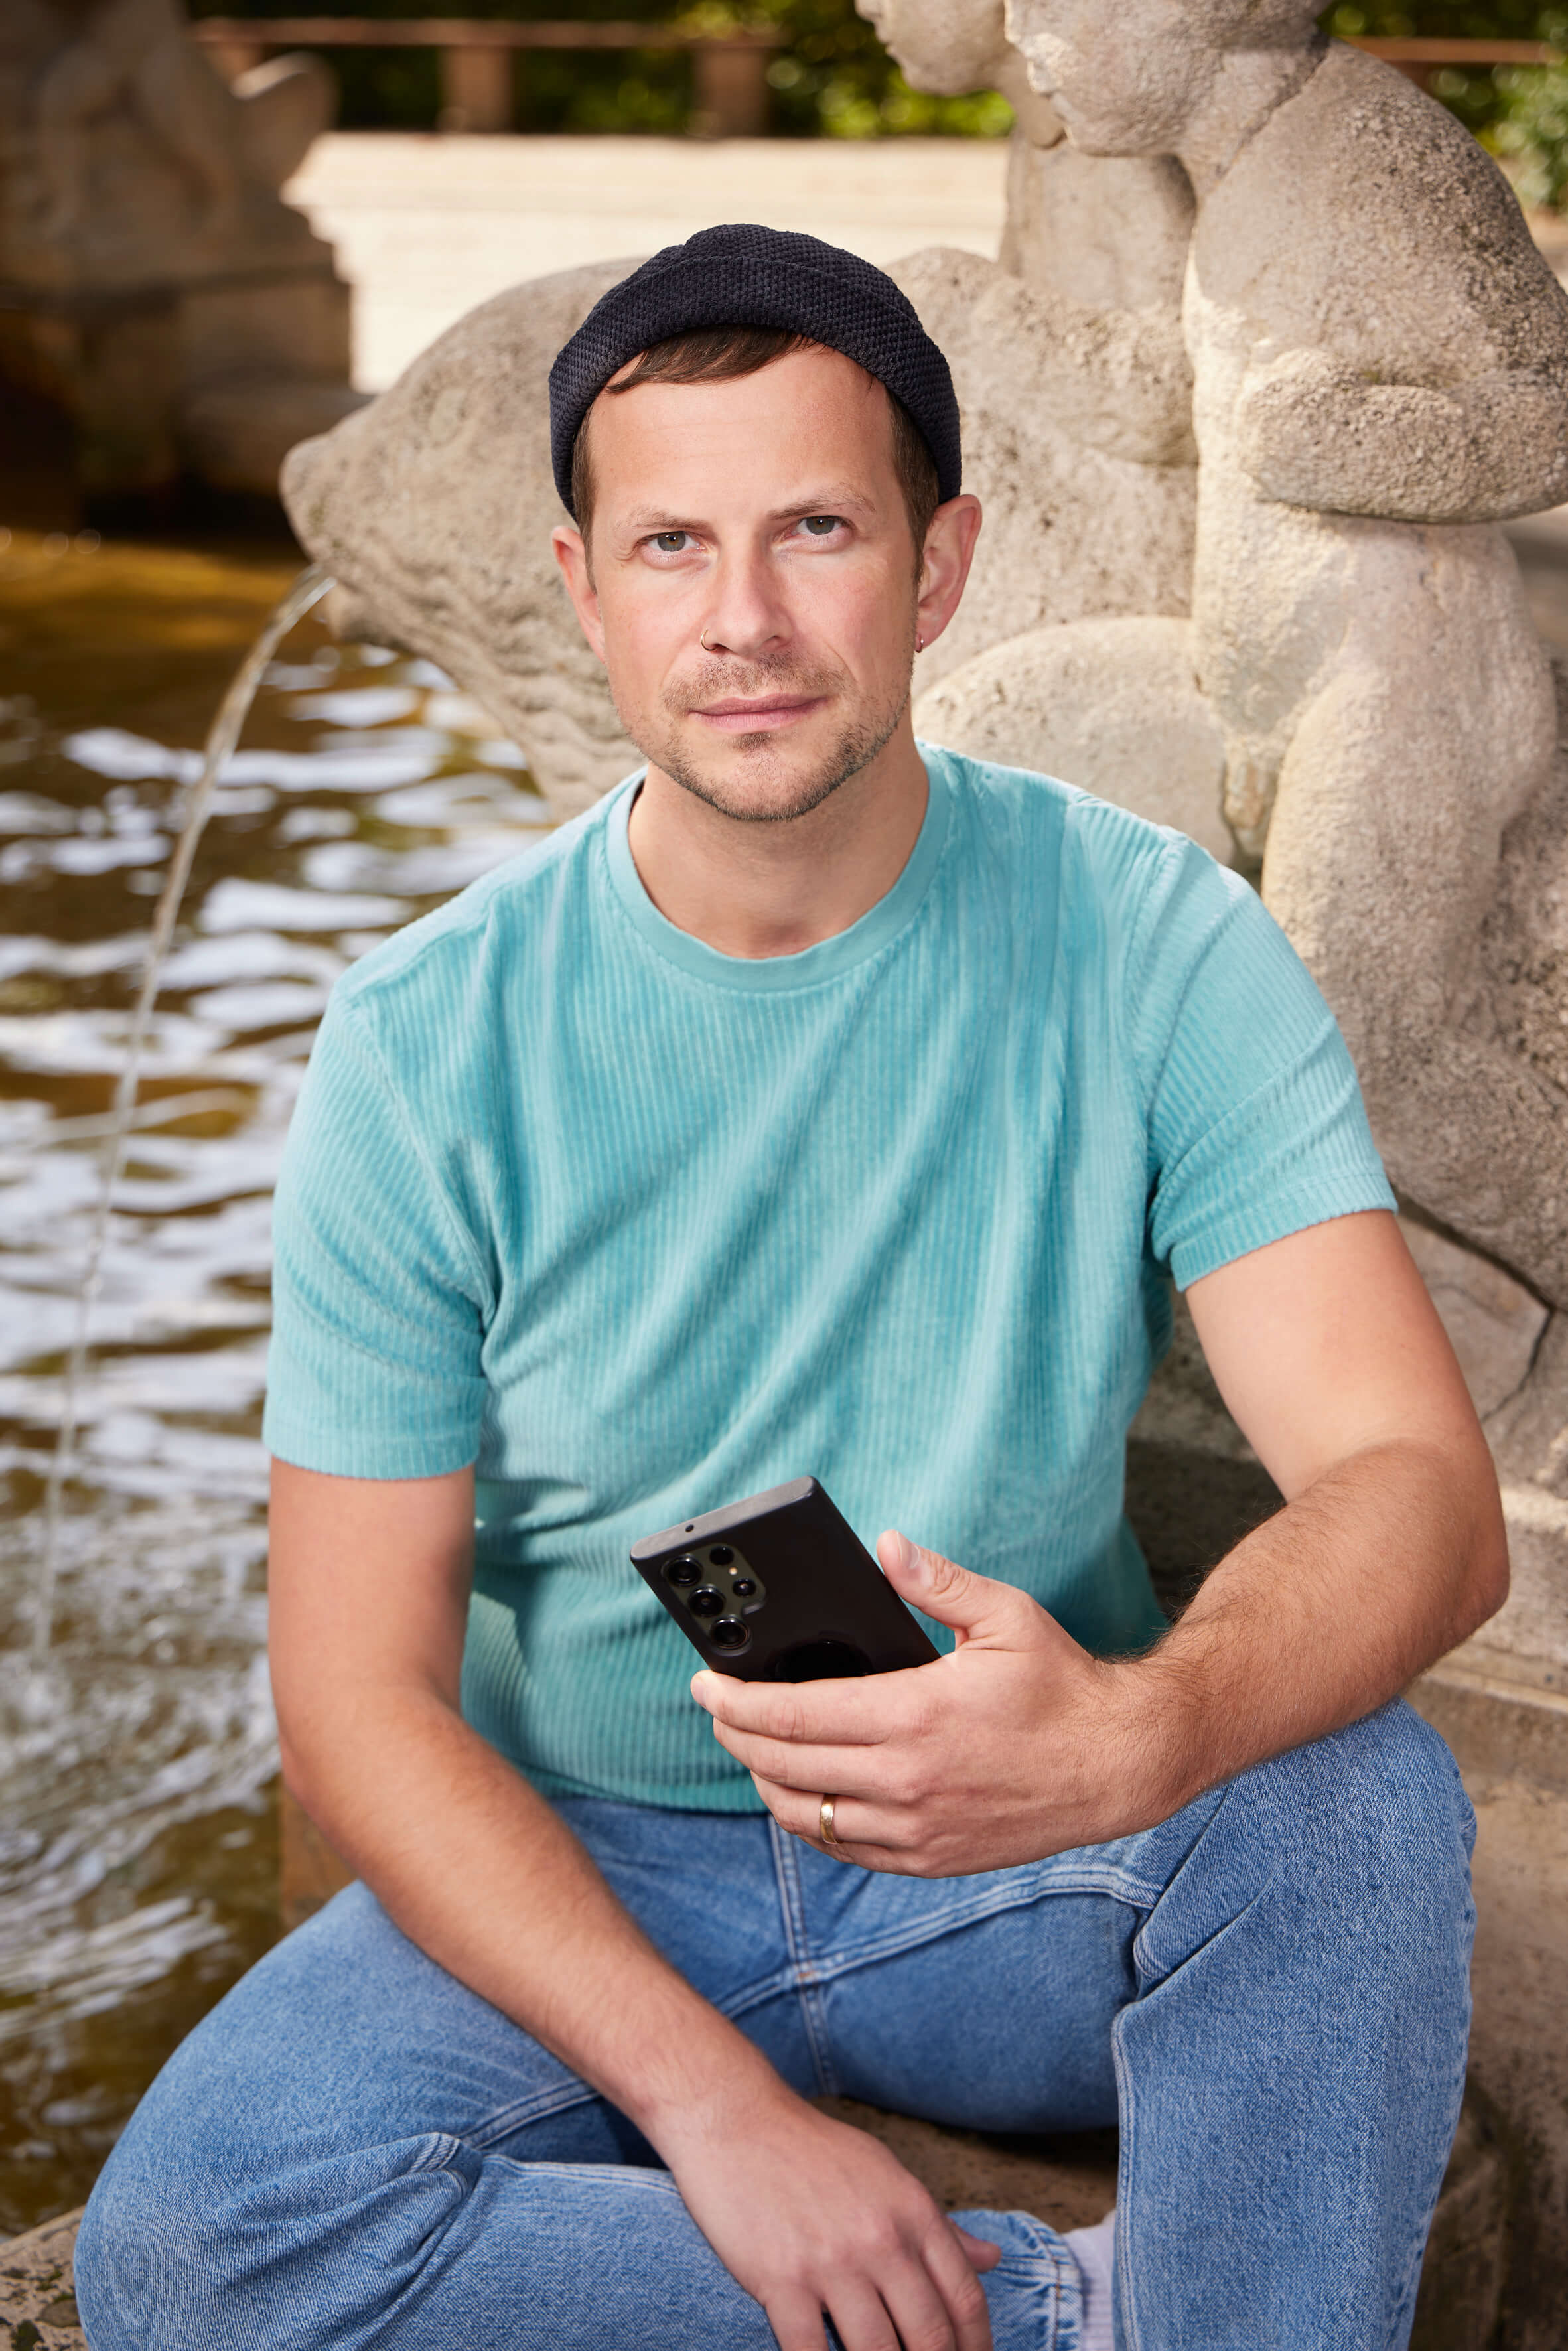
left=1125, top=832, right=1397, bottom=1291
left=263, top=988, right=489, bottom=1478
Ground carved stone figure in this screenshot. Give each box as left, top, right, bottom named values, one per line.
left=993, top=1, right=1568, bottom=1323
left=284, top=259, right=652, bottom=818
left=852, top=1, right=1194, bottom=675
left=0, top=0, right=362, bottom=498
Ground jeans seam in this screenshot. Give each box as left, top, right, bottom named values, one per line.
left=1109, top=2013, right=1138, bottom=2351
left=1051, top=2238, right=1080, bottom=2351
left=802, top=1868, right=1163, bottom=1986
left=770, top=1816, right=839, bottom=2095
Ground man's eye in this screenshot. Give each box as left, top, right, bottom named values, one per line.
left=653, top=532, right=691, bottom=553
left=801, top=516, right=841, bottom=537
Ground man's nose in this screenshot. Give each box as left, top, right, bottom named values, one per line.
left=697, top=549, right=791, bottom=662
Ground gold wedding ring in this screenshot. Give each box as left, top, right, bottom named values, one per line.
left=820, top=1794, right=841, bottom=1849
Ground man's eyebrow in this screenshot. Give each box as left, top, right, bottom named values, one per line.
left=615, top=485, right=878, bottom=535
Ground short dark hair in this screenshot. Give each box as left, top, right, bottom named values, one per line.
left=569, top=324, right=942, bottom=573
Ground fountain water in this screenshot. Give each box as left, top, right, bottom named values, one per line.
left=31, top=563, right=335, bottom=1662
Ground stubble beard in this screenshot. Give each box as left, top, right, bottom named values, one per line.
left=614, top=650, right=913, bottom=825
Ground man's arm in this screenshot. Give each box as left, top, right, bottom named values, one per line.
left=1235, top=346, right=1568, bottom=524
left=700, top=1211, right=1507, bottom=1871
left=268, top=1459, right=998, bottom=2351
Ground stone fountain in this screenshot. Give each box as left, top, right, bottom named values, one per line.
left=0, top=0, right=364, bottom=508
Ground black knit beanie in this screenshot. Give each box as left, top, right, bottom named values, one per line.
left=548, top=222, right=961, bottom=517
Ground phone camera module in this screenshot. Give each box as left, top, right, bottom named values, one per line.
left=710, top=1617, right=749, bottom=1650
left=689, top=1586, right=724, bottom=1617
left=666, top=1556, right=701, bottom=1587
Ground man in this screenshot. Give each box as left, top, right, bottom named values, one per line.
left=77, top=226, right=1502, bottom=2351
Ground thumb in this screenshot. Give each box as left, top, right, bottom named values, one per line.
left=877, top=1530, right=1033, bottom=1646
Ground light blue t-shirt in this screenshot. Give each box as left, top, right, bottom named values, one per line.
left=263, top=747, right=1395, bottom=1810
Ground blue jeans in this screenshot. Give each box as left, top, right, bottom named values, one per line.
left=76, top=1701, right=1474, bottom=2351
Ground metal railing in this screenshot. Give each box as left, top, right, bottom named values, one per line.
left=190, top=16, right=786, bottom=135
left=1348, top=34, right=1563, bottom=86
left=191, top=23, right=1568, bottom=139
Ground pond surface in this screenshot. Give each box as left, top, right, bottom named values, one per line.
left=0, top=526, right=553, bottom=2236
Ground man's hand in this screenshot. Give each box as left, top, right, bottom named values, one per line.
left=695, top=1532, right=1157, bottom=1875
left=662, top=2084, right=998, bottom=2351
left=700, top=1216, right=1508, bottom=1875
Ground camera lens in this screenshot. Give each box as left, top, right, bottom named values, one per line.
left=731, top=1577, right=756, bottom=1598
left=689, top=1586, right=723, bottom=1617
left=711, top=1617, right=748, bottom=1649
left=708, top=1544, right=734, bottom=1566
left=666, top=1556, right=701, bottom=1587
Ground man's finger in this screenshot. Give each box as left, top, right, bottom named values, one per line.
left=691, top=1665, right=922, bottom=1745
left=823, top=2277, right=916, bottom=2351
left=926, top=2220, right=999, bottom=2351
left=764, top=2288, right=832, bottom=2351
left=750, top=1776, right=892, bottom=1859
left=707, top=1718, right=887, bottom=1794
left=877, top=1530, right=1038, bottom=1646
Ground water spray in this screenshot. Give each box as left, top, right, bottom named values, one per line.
left=32, top=564, right=336, bottom=1658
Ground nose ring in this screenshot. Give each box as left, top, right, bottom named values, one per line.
left=700, top=629, right=715, bottom=652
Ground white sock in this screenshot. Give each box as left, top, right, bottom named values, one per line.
left=1062, top=2207, right=1116, bottom=2351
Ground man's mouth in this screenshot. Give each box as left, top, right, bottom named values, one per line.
left=689, top=695, right=827, bottom=735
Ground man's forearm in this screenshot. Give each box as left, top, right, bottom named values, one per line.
left=281, top=1687, right=783, bottom=2157
left=1124, top=1435, right=1508, bottom=1819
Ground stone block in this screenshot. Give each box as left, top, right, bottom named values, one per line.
left=0, top=295, right=182, bottom=496
left=178, top=374, right=369, bottom=498
left=0, top=2206, right=83, bottom=2348
left=179, top=269, right=353, bottom=394
left=1403, top=1221, right=1549, bottom=1423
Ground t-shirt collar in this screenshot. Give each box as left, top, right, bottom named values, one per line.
left=603, top=744, right=952, bottom=993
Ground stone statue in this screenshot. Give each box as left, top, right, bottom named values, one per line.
left=856, top=0, right=1231, bottom=859
left=284, top=257, right=652, bottom=818
left=861, top=0, right=1202, bottom=719
left=3, top=0, right=331, bottom=286
left=987, top=0, right=1568, bottom=1316
left=1, top=0, right=362, bottom=499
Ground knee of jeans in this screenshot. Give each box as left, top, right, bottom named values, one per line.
left=1253, top=1700, right=1475, bottom=1924
left=76, top=2115, right=481, bottom=2350
left=74, top=2133, right=211, bottom=2351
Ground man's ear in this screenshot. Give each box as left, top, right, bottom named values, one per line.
left=914, top=494, right=983, bottom=656
left=551, top=522, right=607, bottom=666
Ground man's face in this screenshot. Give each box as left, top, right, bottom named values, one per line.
left=855, top=0, right=1008, bottom=96
left=555, top=346, right=930, bottom=825
left=1004, top=0, right=1220, bottom=153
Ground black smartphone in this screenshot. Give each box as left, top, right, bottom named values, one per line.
left=630, top=1476, right=940, bottom=1682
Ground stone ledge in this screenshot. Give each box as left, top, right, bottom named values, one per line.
left=1412, top=1656, right=1568, bottom=1793
left=1, top=2204, right=84, bottom=2349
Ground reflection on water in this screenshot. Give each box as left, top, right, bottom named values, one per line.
left=0, top=526, right=555, bottom=2233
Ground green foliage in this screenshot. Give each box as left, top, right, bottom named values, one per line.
left=197, top=0, right=1568, bottom=185
left=192, top=0, right=1013, bottom=137
left=731, top=1, right=1011, bottom=139
left=1321, top=3, right=1568, bottom=206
